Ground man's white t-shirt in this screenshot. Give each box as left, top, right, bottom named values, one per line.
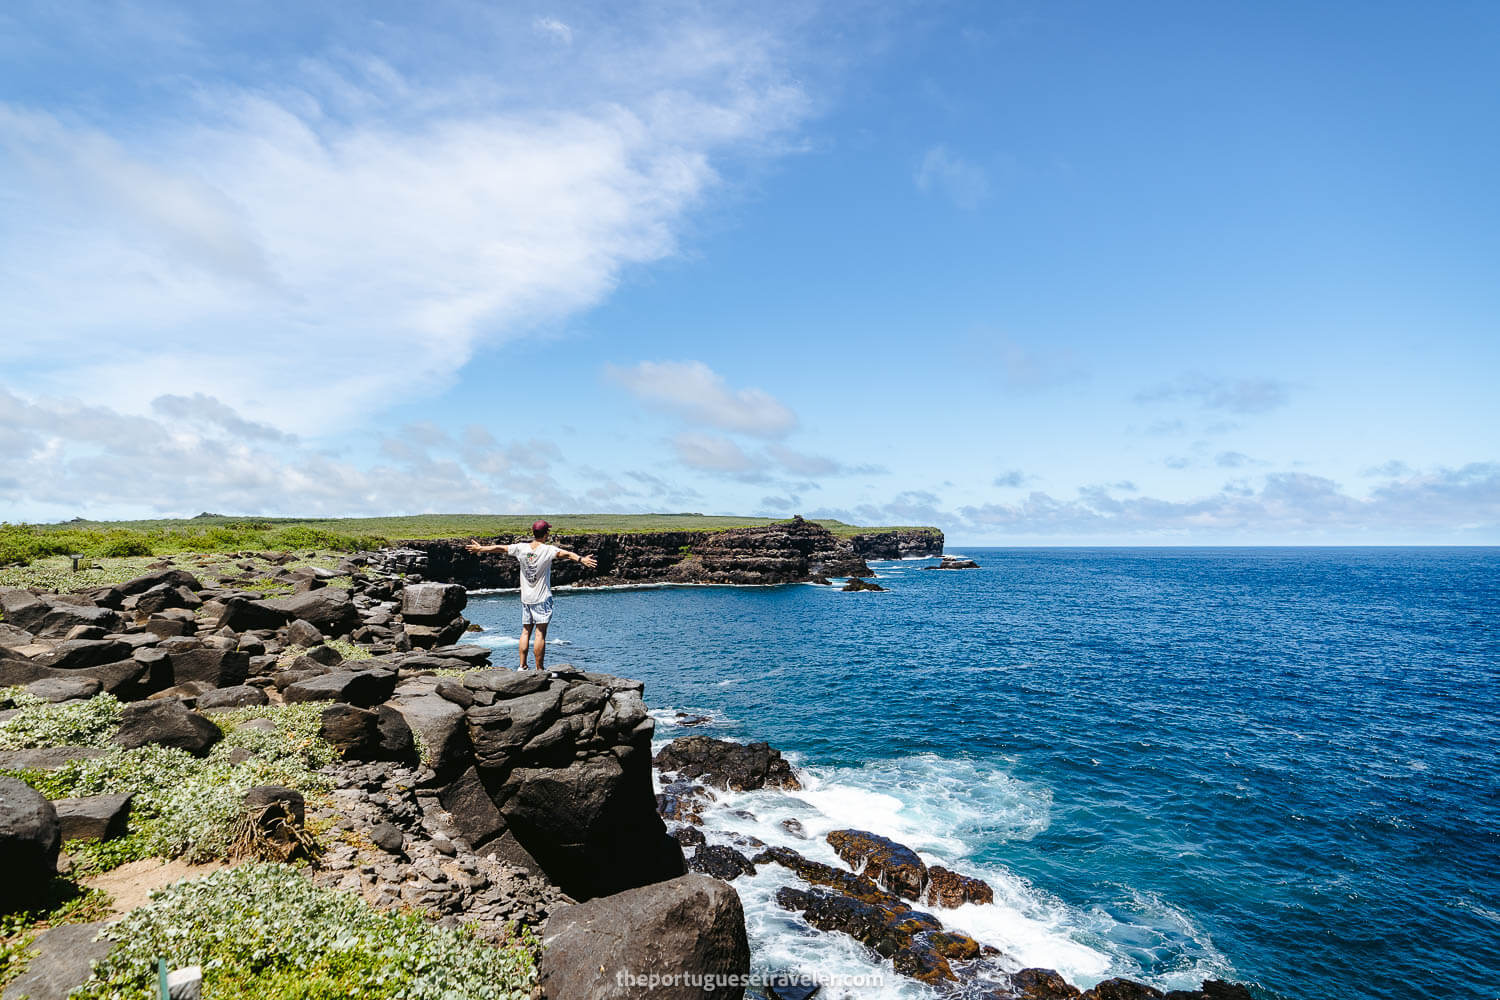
left=506, top=543, right=560, bottom=605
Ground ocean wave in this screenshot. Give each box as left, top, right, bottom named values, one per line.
left=654, top=746, right=1232, bottom=995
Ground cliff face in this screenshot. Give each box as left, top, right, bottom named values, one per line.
left=848, top=529, right=945, bottom=560
left=390, top=517, right=944, bottom=590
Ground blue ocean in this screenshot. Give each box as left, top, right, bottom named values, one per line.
left=463, top=548, right=1500, bottom=1000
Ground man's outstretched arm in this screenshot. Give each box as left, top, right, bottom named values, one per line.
left=465, top=538, right=506, bottom=554
left=555, top=548, right=598, bottom=570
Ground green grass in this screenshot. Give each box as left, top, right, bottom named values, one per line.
left=0, top=514, right=940, bottom=568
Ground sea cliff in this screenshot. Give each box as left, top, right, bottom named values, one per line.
left=386, top=516, right=944, bottom=590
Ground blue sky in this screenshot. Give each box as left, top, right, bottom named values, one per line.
left=2, top=0, right=1497, bottom=543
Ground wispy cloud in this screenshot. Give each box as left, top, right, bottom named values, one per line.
left=671, top=432, right=765, bottom=478
left=0, top=5, right=816, bottom=432
left=533, top=17, right=573, bottom=44
left=1136, top=374, right=1291, bottom=414
left=915, top=144, right=990, bottom=210
left=0, top=387, right=671, bottom=518
left=610, top=361, right=798, bottom=437
left=822, top=466, right=1500, bottom=540
left=992, top=469, right=1028, bottom=487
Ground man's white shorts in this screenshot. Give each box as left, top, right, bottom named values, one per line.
left=522, top=596, right=554, bottom=625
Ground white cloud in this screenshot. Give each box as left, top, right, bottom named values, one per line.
left=671, top=432, right=764, bottom=477
left=0, top=7, right=814, bottom=434
left=915, top=144, right=990, bottom=210
left=610, top=361, right=797, bottom=437
left=0, top=387, right=674, bottom=519
left=533, top=17, right=573, bottom=44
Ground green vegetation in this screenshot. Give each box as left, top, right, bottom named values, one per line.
left=1, top=512, right=939, bottom=568
left=74, top=864, right=536, bottom=1000
left=0, top=693, right=335, bottom=872
left=0, top=689, right=124, bottom=750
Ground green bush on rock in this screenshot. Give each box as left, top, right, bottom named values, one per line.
left=77, top=865, right=537, bottom=1000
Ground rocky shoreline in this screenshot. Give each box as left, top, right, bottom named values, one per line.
left=1, top=548, right=1257, bottom=1000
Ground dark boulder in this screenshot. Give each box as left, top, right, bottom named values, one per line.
left=434, top=677, right=475, bottom=707
left=258, top=588, right=357, bottom=636
left=22, top=677, right=102, bottom=703
left=282, top=619, right=325, bottom=648
left=370, top=821, right=405, bottom=853
left=773, top=885, right=963, bottom=985
left=113, top=701, right=221, bottom=757
left=0, top=775, right=61, bottom=910
left=196, top=684, right=269, bottom=710
left=540, top=873, right=750, bottom=1000
left=437, top=766, right=506, bottom=848
left=0, top=921, right=113, bottom=999
left=500, top=750, right=686, bottom=900
left=672, top=824, right=707, bottom=847
left=284, top=668, right=399, bottom=707
left=317, top=703, right=416, bottom=762
left=32, top=639, right=131, bottom=670
left=166, top=647, right=250, bottom=688
left=827, top=829, right=927, bottom=901
left=0, top=623, right=35, bottom=648
left=926, top=864, right=995, bottom=907
left=132, top=583, right=192, bottom=615
left=654, top=735, right=802, bottom=791
left=688, top=844, right=757, bottom=881
left=386, top=691, right=470, bottom=776
left=927, top=557, right=980, bottom=570
left=400, top=582, right=467, bottom=624
left=53, top=794, right=132, bottom=841
left=116, top=568, right=203, bottom=596
left=0, top=589, right=119, bottom=639
left=217, top=596, right=290, bottom=632
left=1010, top=968, right=1082, bottom=999
left=842, top=577, right=885, bottom=592
left=462, top=668, right=550, bottom=697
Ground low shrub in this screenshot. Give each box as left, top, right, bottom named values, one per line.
left=1, top=698, right=335, bottom=870
left=75, top=865, right=537, bottom=1000
left=97, top=533, right=153, bottom=557
left=0, top=690, right=123, bottom=749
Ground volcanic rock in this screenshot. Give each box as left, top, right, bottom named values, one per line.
left=0, top=776, right=61, bottom=910
left=540, top=873, right=750, bottom=1000
left=113, top=701, right=222, bottom=757
left=654, top=735, right=802, bottom=791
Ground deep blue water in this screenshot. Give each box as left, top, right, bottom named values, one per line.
left=463, top=548, right=1500, bottom=1000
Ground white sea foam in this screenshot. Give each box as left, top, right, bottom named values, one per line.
left=655, top=739, right=1232, bottom=996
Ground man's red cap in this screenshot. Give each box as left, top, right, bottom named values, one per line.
left=532, top=519, right=551, bottom=535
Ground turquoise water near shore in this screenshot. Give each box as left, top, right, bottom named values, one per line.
left=463, top=548, right=1500, bottom=1000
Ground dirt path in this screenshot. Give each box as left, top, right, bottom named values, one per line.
left=84, top=858, right=230, bottom=916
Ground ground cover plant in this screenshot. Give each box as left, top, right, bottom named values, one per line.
left=0, top=692, right=335, bottom=872
left=74, top=864, right=538, bottom=1000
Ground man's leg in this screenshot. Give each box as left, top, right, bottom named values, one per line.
left=519, top=623, right=532, bottom=671
left=533, top=622, right=548, bottom=671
